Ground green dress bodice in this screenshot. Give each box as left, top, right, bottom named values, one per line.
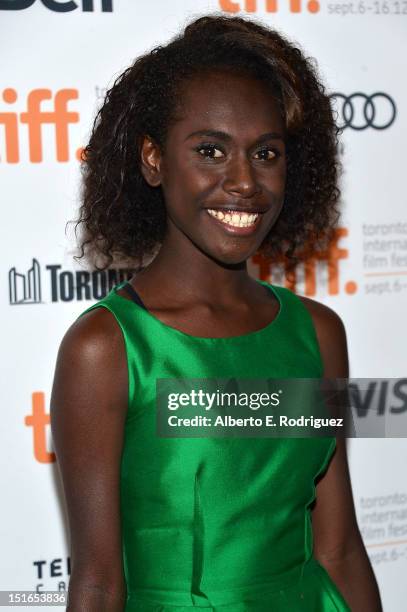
left=78, top=279, right=351, bottom=611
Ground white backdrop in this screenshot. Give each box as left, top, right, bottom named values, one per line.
left=1, top=1, right=406, bottom=610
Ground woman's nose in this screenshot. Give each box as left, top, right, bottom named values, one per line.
left=222, top=157, right=260, bottom=198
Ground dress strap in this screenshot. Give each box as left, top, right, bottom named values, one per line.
left=121, top=281, right=148, bottom=310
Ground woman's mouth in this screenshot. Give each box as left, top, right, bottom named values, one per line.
left=206, top=208, right=260, bottom=229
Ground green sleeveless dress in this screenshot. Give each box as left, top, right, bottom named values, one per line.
left=78, top=279, right=351, bottom=611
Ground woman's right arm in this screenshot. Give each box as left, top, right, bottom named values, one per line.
left=50, top=308, right=129, bottom=611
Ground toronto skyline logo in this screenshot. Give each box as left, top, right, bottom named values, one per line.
left=8, top=259, right=135, bottom=304
left=9, top=258, right=42, bottom=305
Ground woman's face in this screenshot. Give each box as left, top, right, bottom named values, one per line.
left=141, top=70, right=287, bottom=265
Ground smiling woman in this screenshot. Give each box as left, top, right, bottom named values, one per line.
left=50, top=13, right=382, bottom=612
left=73, top=15, right=340, bottom=273
left=136, top=70, right=287, bottom=270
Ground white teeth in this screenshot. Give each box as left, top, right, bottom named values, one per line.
left=206, top=209, right=259, bottom=228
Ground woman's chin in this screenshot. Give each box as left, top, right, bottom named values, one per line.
left=205, top=245, right=258, bottom=268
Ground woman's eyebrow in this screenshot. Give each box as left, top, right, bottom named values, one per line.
left=184, top=129, right=285, bottom=143
left=184, top=129, right=231, bottom=142
left=256, top=132, right=286, bottom=145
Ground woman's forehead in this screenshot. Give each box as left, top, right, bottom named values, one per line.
left=171, top=71, right=285, bottom=137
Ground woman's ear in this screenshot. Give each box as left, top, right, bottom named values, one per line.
left=139, top=135, right=162, bottom=187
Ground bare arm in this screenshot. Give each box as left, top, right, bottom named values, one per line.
left=50, top=308, right=128, bottom=611
left=302, top=297, right=382, bottom=611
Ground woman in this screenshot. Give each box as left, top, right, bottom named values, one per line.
left=51, top=14, right=382, bottom=611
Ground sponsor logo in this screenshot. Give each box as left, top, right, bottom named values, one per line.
left=8, top=259, right=134, bottom=304
left=219, top=0, right=320, bottom=13
left=0, top=88, right=80, bottom=163
left=33, top=555, right=70, bottom=592
left=330, top=92, right=397, bottom=131
left=0, top=0, right=112, bottom=12
left=349, top=379, right=407, bottom=417
left=9, top=258, right=42, bottom=304
left=252, top=227, right=356, bottom=296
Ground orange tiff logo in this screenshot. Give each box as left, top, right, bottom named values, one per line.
left=219, top=0, right=320, bottom=12
left=25, top=392, right=56, bottom=464
left=252, top=227, right=357, bottom=296
left=0, top=88, right=79, bottom=163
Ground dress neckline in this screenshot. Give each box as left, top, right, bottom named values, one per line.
left=112, top=278, right=284, bottom=342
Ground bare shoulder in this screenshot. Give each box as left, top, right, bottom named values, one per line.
left=296, top=294, right=349, bottom=377
left=57, top=306, right=126, bottom=370
left=51, top=305, right=128, bottom=421
left=296, top=293, right=347, bottom=337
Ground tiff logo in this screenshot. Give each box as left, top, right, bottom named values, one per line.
left=0, top=88, right=79, bottom=163
left=0, top=0, right=112, bottom=12
left=219, top=0, right=320, bottom=12
left=252, top=228, right=357, bottom=296
left=25, top=392, right=55, bottom=464
left=9, top=258, right=42, bottom=304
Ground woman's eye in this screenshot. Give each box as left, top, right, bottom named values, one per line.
left=254, top=148, right=278, bottom=161
left=196, top=144, right=224, bottom=159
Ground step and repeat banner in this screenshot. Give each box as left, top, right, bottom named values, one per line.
left=1, top=1, right=406, bottom=610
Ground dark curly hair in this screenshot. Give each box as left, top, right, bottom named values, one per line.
left=73, top=14, right=341, bottom=271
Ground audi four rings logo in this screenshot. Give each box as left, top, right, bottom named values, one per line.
left=330, top=92, right=396, bottom=130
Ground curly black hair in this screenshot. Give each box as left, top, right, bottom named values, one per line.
left=73, top=14, right=341, bottom=271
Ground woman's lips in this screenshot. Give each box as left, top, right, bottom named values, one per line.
left=205, top=208, right=263, bottom=235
